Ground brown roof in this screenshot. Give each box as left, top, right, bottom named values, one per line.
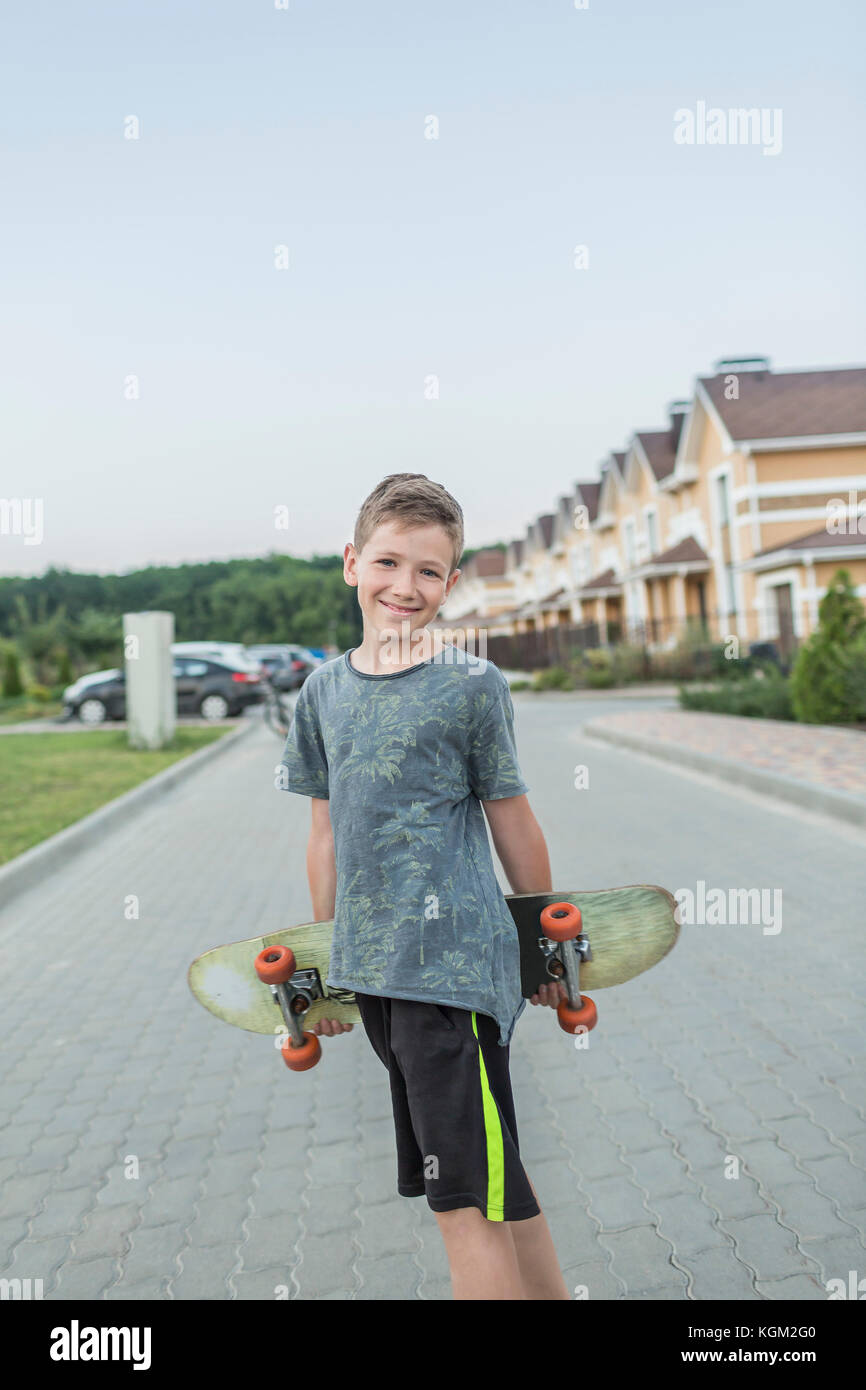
left=574, top=481, right=601, bottom=521
left=580, top=567, right=621, bottom=592
left=699, top=367, right=866, bottom=441
left=599, top=459, right=621, bottom=493
left=537, top=587, right=571, bottom=611
left=537, top=513, right=555, bottom=547
left=754, top=527, right=866, bottom=558
left=635, top=430, right=678, bottom=482
left=649, top=537, right=710, bottom=565
left=468, top=549, right=506, bottom=577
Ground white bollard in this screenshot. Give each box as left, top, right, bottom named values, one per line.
left=123, top=611, right=176, bottom=749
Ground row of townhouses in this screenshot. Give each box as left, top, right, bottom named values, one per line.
left=439, top=358, right=866, bottom=655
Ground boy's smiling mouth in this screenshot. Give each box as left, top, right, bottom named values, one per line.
left=379, top=600, right=421, bottom=614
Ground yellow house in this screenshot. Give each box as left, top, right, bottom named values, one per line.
left=687, top=362, right=866, bottom=653
left=441, top=359, right=866, bottom=660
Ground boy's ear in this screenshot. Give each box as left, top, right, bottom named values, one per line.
left=343, top=542, right=358, bottom=585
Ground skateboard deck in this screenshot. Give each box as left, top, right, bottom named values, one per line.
left=188, top=885, right=679, bottom=1070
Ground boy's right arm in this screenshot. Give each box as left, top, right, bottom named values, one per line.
left=307, top=796, right=337, bottom=920
left=305, top=797, right=352, bottom=1036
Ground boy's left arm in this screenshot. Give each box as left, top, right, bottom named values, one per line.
left=481, top=793, right=565, bottom=1009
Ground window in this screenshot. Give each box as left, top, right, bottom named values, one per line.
left=646, top=510, right=658, bottom=557
left=716, top=474, right=731, bottom=527
left=623, top=519, right=636, bottom=568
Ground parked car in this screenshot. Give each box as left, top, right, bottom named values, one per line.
left=747, top=641, right=786, bottom=673
left=244, top=645, right=317, bottom=691
left=171, top=641, right=261, bottom=669
left=62, top=669, right=123, bottom=709
left=63, top=655, right=264, bottom=724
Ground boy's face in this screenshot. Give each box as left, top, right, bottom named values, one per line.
left=345, top=520, right=461, bottom=636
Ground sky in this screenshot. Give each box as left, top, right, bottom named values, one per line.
left=2, top=0, right=864, bottom=578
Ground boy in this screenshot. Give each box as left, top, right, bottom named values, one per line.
left=279, top=473, right=570, bottom=1301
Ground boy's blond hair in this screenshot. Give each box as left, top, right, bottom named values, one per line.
left=354, top=474, right=464, bottom=575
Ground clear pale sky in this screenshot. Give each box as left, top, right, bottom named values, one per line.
left=2, top=0, right=864, bottom=578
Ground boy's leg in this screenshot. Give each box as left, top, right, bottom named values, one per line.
left=393, top=1004, right=564, bottom=1299
left=433, top=1206, right=525, bottom=1299
left=434, top=1183, right=569, bottom=1301
left=504, top=1178, right=570, bottom=1300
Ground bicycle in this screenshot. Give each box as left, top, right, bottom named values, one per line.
left=262, top=676, right=293, bottom=737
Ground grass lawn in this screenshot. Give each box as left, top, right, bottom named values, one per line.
left=0, top=727, right=232, bottom=866
left=0, top=699, right=66, bottom=725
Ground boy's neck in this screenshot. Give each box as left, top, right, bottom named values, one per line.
left=351, top=624, right=445, bottom=675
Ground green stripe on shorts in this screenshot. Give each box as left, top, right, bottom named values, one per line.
left=471, top=1011, right=506, bottom=1220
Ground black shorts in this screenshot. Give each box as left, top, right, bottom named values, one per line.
left=355, top=992, right=540, bottom=1223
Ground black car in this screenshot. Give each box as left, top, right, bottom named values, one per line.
left=245, top=645, right=316, bottom=692
left=65, top=656, right=265, bottom=724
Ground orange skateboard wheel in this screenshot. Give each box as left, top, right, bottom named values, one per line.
left=557, top=994, right=597, bottom=1034
left=255, top=944, right=297, bottom=984
left=540, top=902, right=582, bottom=941
left=281, top=1032, right=322, bottom=1071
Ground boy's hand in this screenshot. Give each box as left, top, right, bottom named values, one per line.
left=530, top=981, right=568, bottom=1008
left=307, top=1018, right=354, bottom=1036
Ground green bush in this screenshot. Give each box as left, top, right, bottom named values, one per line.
left=508, top=679, right=531, bottom=692
left=610, top=645, right=648, bottom=684
left=790, top=569, right=866, bottom=724
left=581, top=649, right=615, bottom=689
left=27, top=684, right=52, bottom=703
left=585, top=667, right=615, bottom=689
left=646, top=642, right=721, bottom=683
left=2, top=648, right=24, bottom=698
left=57, top=650, right=74, bottom=686
left=841, top=626, right=866, bottom=722
left=531, top=665, right=573, bottom=691
left=678, top=668, right=794, bottom=720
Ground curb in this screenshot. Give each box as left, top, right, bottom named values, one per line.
left=509, top=685, right=681, bottom=700
left=583, top=719, right=866, bottom=830
left=0, top=719, right=257, bottom=910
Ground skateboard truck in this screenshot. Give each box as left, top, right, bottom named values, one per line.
left=538, top=903, right=598, bottom=1035
left=254, top=946, right=326, bottom=1071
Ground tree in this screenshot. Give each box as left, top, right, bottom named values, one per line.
left=790, top=569, right=866, bottom=724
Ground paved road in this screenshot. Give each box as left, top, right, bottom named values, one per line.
left=1, top=693, right=864, bottom=1299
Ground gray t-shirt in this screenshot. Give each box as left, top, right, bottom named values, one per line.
left=278, top=644, right=529, bottom=1045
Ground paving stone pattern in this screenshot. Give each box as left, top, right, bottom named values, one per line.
left=591, top=709, right=866, bottom=798
left=1, top=702, right=864, bottom=1299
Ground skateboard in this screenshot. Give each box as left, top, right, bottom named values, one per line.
left=188, top=885, right=680, bottom=1073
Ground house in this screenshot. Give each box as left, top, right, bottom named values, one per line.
left=440, top=359, right=866, bottom=657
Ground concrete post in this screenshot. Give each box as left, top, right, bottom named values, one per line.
left=597, top=598, right=608, bottom=647
left=123, top=611, right=175, bottom=750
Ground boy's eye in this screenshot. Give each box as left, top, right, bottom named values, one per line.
left=377, top=559, right=440, bottom=578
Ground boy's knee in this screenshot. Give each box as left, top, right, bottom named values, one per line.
left=433, top=1204, right=486, bottom=1229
